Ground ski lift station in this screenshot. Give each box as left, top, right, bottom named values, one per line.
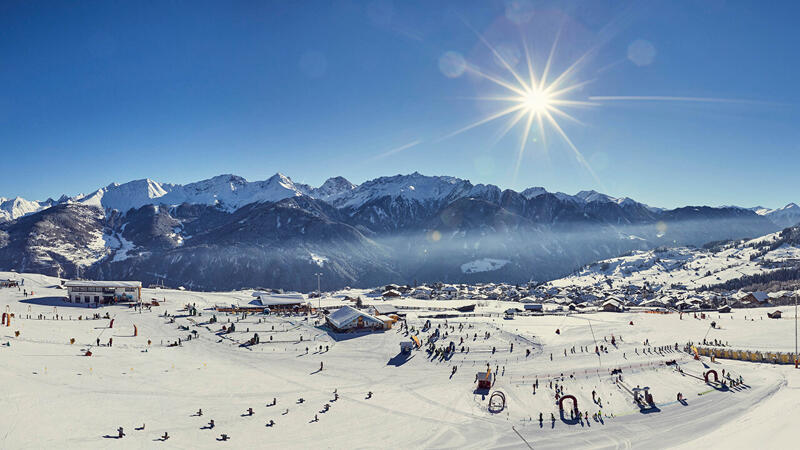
left=64, top=280, right=141, bottom=305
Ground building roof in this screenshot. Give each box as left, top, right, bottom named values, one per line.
left=751, top=291, right=770, bottom=302
left=326, top=305, right=383, bottom=329
left=258, top=297, right=306, bottom=306
left=372, top=304, right=398, bottom=314
left=64, top=280, right=142, bottom=288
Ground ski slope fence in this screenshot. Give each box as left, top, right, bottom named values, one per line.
left=507, top=359, right=675, bottom=385
left=695, top=346, right=798, bottom=365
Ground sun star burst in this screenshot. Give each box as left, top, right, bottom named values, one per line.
left=445, top=29, right=601, bottom=184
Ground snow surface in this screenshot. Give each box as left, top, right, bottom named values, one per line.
left=309, top=253, right=327, bottom=267
left=550, top=229, right=800, bottom=291
left=76, top=174, right=306, bottom=213
left=461, top=258, right=511, bottom=274
left=755, top=203, right=800, bottom=228
left=1, top=272, right=799, bottom=448
left=0, top=196, right=51, bottom=222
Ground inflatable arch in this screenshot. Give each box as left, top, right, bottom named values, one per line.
left=488, top=391, right=506, bottom=413
left=558, top=395, right=578, bottom=415
left=704, top=370, right=718, bottom=383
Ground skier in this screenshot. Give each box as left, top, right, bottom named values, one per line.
left=208, top=419, right=215, bottom=429
left=117, top=427, right=125, bottom=439
left=197, top=408, right=203, bottom=416
left=161, top=432, right=169, bottom=441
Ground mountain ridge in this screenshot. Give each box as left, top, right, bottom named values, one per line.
left=0, top=172, right=789, bottom=291
left=7, top=171, right=792, bottom=225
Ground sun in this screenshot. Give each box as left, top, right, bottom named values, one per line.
left=440, top=28, right=601, bottom=185
left=522, top=88, right=552, bottom=114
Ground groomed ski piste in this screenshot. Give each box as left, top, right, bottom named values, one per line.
left=1, top=272, right=799, bottom=449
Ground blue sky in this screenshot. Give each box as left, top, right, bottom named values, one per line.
left=0, top=0, right=797, bottom=209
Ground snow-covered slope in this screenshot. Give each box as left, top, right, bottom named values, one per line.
left=2, top=271, right=799, bottom=449
left=76, top=174, right=305, bottom=213
left=307, top=176, right=357, bottom=203
left=0, top=196, right=54, bottom=222
left=549, top=228, right=800, bottom=291
left=756, top=203, right=800, bottom=228
left=329, top=172, right=472, bottom=209
left=77, top=178, right=173, bottom=213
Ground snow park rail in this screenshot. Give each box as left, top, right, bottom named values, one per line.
left=695, top=346, right=798, bottom=365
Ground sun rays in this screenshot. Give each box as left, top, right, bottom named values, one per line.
left=442, top=28, right=601, bottom=184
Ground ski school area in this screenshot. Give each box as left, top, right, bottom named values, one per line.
left=0, top=272, right=799, bottom=448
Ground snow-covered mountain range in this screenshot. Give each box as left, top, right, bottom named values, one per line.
left=0, top=172, right=792, bottom=291
left=2, top=172, right=795, bottom=227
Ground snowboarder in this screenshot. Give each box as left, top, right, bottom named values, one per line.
left=219, top=433, right=229, bottom=441
left=197, top=408, right=203, bottom=416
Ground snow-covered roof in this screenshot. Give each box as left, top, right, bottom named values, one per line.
left=64, top=280, right=141, bottom=288
left=372, top=304, right=398, bottom=314
left=258, top=297, right=306, bottom=306
left=641, top=299, right=665, bottom=306
left=326, top=306, right=383, bottom=329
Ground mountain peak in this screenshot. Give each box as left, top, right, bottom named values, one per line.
left=521, top=186, right=547, bottom=200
